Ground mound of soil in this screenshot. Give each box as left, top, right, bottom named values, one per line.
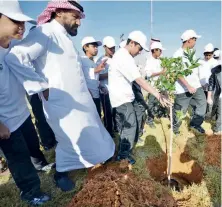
left=204, top=135, right=221, bottom=168
left=67, top=161, right=177, bottom=207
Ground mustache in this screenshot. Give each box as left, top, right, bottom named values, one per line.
left=71, top=24, right=78, bottom=30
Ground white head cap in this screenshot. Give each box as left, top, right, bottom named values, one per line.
left=0, top=0, right=35, bottom=24
left=150, top=42, right=166, bottom=50
left=204, top=43, right=214, bottom=53
left=81, top=36, right=102, bottom=47
left=128, top=31, right=149, bottom=51
left=103, top=36, right=116, bottom=48
left=181, top=29, right=201, bottom=42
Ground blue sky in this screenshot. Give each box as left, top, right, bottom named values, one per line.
left=20, top=1, right=221, bottom=59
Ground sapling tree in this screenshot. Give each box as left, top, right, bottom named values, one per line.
left=154, top=49, right=200, bottom=119
left=155, top=49, right=200, bottom=96
left=151, top=48, right=200, bottom=187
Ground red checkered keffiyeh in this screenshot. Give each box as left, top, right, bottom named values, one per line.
left=37, top=0, right=85, bottom=25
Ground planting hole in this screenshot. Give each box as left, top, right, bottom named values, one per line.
left=146, top=151, right=203, bottom=190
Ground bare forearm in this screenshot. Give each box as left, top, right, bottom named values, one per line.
left=207, top=91, right=212, bottom=99
left=135, top=77, right=159, bottom=99
left=94, top=68, right=101, bottom=73
left=151, top=71, right=163, bottom=77
left=178, top=76, right=191, bottom=89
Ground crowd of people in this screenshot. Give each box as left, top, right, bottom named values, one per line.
left=0, top=0, right=220, bottom=206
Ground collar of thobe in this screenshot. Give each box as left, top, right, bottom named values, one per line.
left=51, top=19, right=68, bottom=36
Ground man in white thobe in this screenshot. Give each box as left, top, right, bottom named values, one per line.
left=6, top=0, right=115, bottom=192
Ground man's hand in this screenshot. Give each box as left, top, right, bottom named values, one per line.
left=157, top=94, right=172, bottom=108
left=178, top=77, right=196, bottom=94
left=95, top=59, right=107, bottom=73
left=100, top=86, right=108, bottom=95
left=207, top=97, right=213, bottom=105
left=0, top=123, right=10, bottom=140
left=42, top=89, right=49, bottom=101
left=162, top=67, right=167, bottom=74
left=187, top=86, right=196, bottom=94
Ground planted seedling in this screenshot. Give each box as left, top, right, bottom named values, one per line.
left=153, top=48, right=200, bottom=190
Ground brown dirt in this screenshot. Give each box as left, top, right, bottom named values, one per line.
left=146, top=150, right=203, bottom=186
left=67, top=161, right=177, bottom=207
left=204, top=135, right=221, bottom=168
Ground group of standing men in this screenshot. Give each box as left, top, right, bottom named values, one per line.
left=0, top=0, right=220, bottom=206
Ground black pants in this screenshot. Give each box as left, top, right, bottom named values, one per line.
left=112, top=108, right=118, bottom=132
left=147, top=94, right=158, bottom=124
left=100, top=93, right=113, bottom=136
left=173, top=87, right=207, bottom=131
left=93, top=98, right=101, bottom=118
left=204, top=90, right=212, bottom=115
left=29, top=94, right=56, bottom=149
left=133, top=100, right=146, bottom=140
left=212, top=97, right=221, bottom=132
left=115, top=102, right=139, bottom=158
left=0, top=117, right=45, bottom=200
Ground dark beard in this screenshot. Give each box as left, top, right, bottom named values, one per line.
left=64, top=23, right=78, bottom=36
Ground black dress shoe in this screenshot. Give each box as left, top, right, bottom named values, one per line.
left=54, top=171, right=75, bottom=192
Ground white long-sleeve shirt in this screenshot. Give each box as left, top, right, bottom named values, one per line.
left=198, top=58, right=218, bottom=87
left=144, top=55, right=162, bottom=86
left=96, top=56, right=110, bottom=90
left=0, top=46, right=29, bottom=132
left=80, top=56, right=100, bottom=98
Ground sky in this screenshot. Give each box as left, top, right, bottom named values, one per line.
left=19, top=1, right=221, bottom=63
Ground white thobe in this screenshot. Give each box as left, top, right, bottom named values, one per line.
left=6, top=20, right=115, bottom=172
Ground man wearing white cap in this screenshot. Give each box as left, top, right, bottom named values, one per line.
left=81, top=36, right=106, bottom=116
left=0, top=0, right=51, bottom=205
left=173, top=29, right=207, bottom=135
left=96, top=36, right=116, bottom=136
left=144, top=41, right=166, bottom=128
left=119, top=40, right=149, bottom=139
left=198, top=43, right=218, bottom=95
left=109, top=30, right=171, bottom=164
left=6, top=0, right=115, bottom=192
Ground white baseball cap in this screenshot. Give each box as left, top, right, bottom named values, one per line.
left=181, top=29, right=201, bottom=42
left=204, top=43, right=214, bottom=53
left=81, top=37, right=102, bottom=47
left=103, top=36, right=116, bottom=48
left=119, top=40, right=127, bottom=48
left=128, top=31, right=149, bottom=51
left=150, top=42, right=166, bottom=50
left=0, top=0, right=35, bottom=24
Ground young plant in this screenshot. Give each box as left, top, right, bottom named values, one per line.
left=154, top=49, right=200, bottom=97
left=152, top=49, right=200, bottom=186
